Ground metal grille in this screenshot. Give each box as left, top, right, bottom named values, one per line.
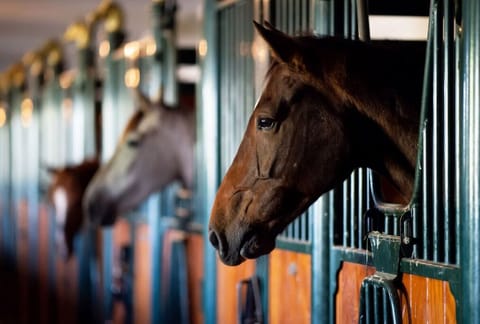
left=218, top=1, right=255, bottom=177
left=414, top=0, right=459, bottom=265
left=332, top=169, right=372, bottom=250
left=328, top=0, right=460, bottom=267
left=359, top=277, right=401, bottom=324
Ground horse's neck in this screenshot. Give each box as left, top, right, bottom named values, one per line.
left=346, top=45, right=421, bottom=199
left=165, top=107, right=196, bottom=189
left=314, top=40, right=422, bottom=198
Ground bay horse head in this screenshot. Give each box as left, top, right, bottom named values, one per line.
left=47, top=158, right=99, bottom=258
left=209, top=22, right=424, bottom=266
left=83, top=91, right=195, bottom=226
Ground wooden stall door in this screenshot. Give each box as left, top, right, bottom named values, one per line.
left=217, top=259, right=256, bottom=324
left=269, top=249, right=311, bottom=324
left=186, top=233, right=204, bottom=324
left=335, top=262, right=456, bottom=323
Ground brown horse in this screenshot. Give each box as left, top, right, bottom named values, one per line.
left=47, top=158, right=100, bottom=258
left=83, top=92, right=195, bottom=226
left=208, top=22, right=425, bottom=266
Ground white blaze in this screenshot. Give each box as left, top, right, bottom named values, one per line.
left=53, top=186, right=68, bottom=226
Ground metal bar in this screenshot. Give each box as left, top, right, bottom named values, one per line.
left=342, top=178, right=349, bottom=247
left=198, top=0, right=219, bottom=322
left=343, top=0, right=350, bottom=38
left=373, top=285, right=379, bottom=324
left=311, top=3, right=334, bottom=322
left=443, top=0, right=455, bottom=265
left=460, top=0, right=480, bottom=321
left=356, top=0, right=370, bottom=41
left=454, top=0, right=462, bottom=267
left=432, top=0, right=441, bottom=263
left=350, top=171, right=356, bottom=247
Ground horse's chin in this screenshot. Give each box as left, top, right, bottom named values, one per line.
left=218, top=233, right=277, bottom=266
left=100, top=212, right=117, bottom=226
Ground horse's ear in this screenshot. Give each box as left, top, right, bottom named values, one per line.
left=254, top=21, right=302, bottom=67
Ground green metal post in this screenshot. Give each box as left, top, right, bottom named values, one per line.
left=100, top=29, right=125, bottom=322
left=311, top=2, right=335, bottom=323
left=152, top=0, right=178, bottom=106
left=199, top=0, right=218, bottom=322
left=24, top=55, right=42, bottom=322
left=460, top=0, right=480, bottom=321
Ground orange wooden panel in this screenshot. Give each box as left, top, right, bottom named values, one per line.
left=335, top=262, right=457, bottom=323
left=113, top=218, right=132, bottom=247
left=17, top=199, right=29, bottom=324
left=217, top=258, right=256, bottom=324
left=56, top=255, right=78, bottom=324
left=401, top=273, right=456, bottom=324
left=186, top=233, right=204, bottom=324
left=336, top=261, right=376, bottom=323
left=269, top=249, right=311, bottom=324
left=134, top=223, right=151, bottom=324
left=38, top=203, right=50, bottom=324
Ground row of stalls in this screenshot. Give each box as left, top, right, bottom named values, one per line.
left=1, top=0, right=480, bottom=323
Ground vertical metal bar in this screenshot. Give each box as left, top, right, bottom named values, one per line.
left=454, top=2, right=461, bottom=267
left=460, top=0, right=480, bottom=321
left=423, top=0, right=434, bottom=256
left=356, top=170, right=362, bottom=248
left=356, top=0, right=370, bottom=41
left=310, top=1, right=335, bottom=320
left=382, top=288, right=388, bottom=322
left=372, top=285, right=379, bottom=324
left=343, top=0, right=350, bottom=38
left=349, top=171, right=356, bottom=247
left=443, top=0, right=454, bottom=264
left=365, top=284, right=371, bottom=324
left=432, top=0, right=441, bottom=263
left=350, top=0, right=357, bottom=38
left=342, top=179, right=349, bottom=247
left=199, top=0, right=219, bottom=322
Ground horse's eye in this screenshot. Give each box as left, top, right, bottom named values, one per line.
left=127, top=134, right=142, bottom=147
left=257, top=117, right=276, bottom=130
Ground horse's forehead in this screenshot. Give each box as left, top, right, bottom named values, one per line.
left=138, top=109, right=161, bottom=134
left=255, top=64, right=300, bottom=110
left=123, top=110, right=146, bottom=134
left=52, top=186, right=68, bottom=224
left=265, top=65, right=300, bottom=95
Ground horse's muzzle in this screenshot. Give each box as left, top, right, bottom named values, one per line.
left=208, top=228, right=245, bottom=266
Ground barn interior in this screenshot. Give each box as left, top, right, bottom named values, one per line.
left=1, top=0, right=478, bottom=323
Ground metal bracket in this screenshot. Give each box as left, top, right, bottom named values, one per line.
left=359, top=208, right=415, bottom=323
left=237, top=276, right=263, bottom=324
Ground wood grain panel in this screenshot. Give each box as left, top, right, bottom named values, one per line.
left=217, top=258, right=256, bottom=324
left=38, top=203, right=50, bottom=324
left=335, top=262, right=457, bottom=323
left=269, top=249, right=311, bottom=324
left=112, top=218, right=132, bottom=324
left=134, top=223, right=151, bottom=324
left=336, top=261, right=376, bottom=323
left=56, top=254, right=78, bottom=324
left=17, top=199, right=29, bottom=324
left=186, top=233, right=204, bottom=324
left=401, top=273, right=456, bottom=324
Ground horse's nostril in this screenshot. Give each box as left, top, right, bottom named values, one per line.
left=208, top=229, right=220, bottom=250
